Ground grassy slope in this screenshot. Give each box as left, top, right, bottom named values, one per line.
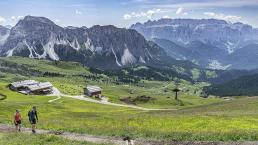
left=0, top=57, right=91, bottom=75
left=1, top=83, right=258, bottom=141
left=0, top=57, right=222, bottom=109
left=1, top=57, right=258, bottom=141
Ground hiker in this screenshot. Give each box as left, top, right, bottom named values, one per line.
left=28, top=106, right=38, bottom=133
left=14, top=110, right=22, bottom=132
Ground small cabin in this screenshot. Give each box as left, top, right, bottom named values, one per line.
left=9, top=80, right=53, bottom=95
left=27, top=82, right=53, bottom=95
left=84, top=85, right=102, bottom=97
left=10, top=80, right=38, bottom=91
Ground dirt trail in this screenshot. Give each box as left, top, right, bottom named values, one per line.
left=0, top=124, right=125, bottom=145
left=1, top=124, right=258, bottom=145
left=48, top=87, right=177, bottom=111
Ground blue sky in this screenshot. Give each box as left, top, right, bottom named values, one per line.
left=0, top=0, right=258, bottom=28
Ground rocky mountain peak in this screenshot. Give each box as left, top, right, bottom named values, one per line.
left=133, top=18, right=258, bottom=70
left=19, top=15, right=56, bottom=25
left=0, top=16, right=174, bottom=69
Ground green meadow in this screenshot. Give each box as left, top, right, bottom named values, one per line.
left=1, top=82, right=258, bottom=141
left=1, top=57, right=258, bottom=142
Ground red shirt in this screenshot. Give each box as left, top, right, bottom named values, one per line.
left=15, top=113, right=21, bottom=121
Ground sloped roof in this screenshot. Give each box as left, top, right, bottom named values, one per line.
left=11, top=80, right=38, bottom=88
left=86, top=85, right=102, bottom=93
left=28, top=82, right=53, bottom=91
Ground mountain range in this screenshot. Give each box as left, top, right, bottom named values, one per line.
left=2, top=16, right=258, bottom=96
left=0, top=16, right=180, bottom=69
left=2, top=16, right=258, bottom=70
left=131, top=19, right=258, bottom=70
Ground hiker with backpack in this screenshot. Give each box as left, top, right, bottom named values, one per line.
left=14, top=110, right=22, bottom=132
left=28, top=106, right=38, bottom=133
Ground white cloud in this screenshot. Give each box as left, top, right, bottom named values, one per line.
left=204, top=12, right=241, bottom=22
left=10, top=16, right=24, bottom=21
left=75, top=10, right=82, bottom=15
left=162, top=15, right=171, bottom=19
left=17, top=16, right=24, bottom=19
left=204, top=12, right=216, bottom=17
left=176, top=7, right=183, bottom=15
left=123, top=14, right=132, bottom=20
left=123, top=8, right=164, bottom=20
left=11, top=16, right=16, bottom=21
left=0, top=16, right=6, bottom=24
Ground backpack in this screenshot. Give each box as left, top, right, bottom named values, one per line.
left=28, top=110, right=37, bottom=120
left=28, top=111, right=32, bottom=120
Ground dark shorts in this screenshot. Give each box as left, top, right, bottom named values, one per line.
left=30, top=119, right=37, bottom=124
left=15, top=120, right=21, bottom=126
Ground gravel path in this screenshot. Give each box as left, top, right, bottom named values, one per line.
left=48, top=96, right=61, bottom=103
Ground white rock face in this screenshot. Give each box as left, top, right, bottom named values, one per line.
left=43, top=38, right=60, bottom=60
left=139, top=56, right=146, bottom=64
left=6, top=48, right=14, bottom=57
left=111, top=47, right=122, bottom=67
left=121, top=48, right=136, bottom=65
left=84, top=39, right=94, bottom=52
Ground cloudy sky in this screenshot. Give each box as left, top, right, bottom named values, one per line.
left=0, top=0, right=258, bottom=28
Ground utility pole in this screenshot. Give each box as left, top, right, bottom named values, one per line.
left=172, top=80, right=181, bottom=100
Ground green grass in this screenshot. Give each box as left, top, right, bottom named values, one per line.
left=0, top=132, right=107, bottom=145
left=1, top=57, right=258, bottom=142
left=0, top=57, right=222, bottom=109
left=1, top=82, right=258, bottom=141
left=191, top=68, right=201, bottom=81
left=0, top=56, right=91, bottom=75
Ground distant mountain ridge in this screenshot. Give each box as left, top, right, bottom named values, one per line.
left=131, top=18, right=258, bottom=70
left=0, top=16, right=180, bottom=69
left=131, top=19, right=258, bottom=50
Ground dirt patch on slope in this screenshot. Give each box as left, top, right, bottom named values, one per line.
left=120, top=95, right=156, bottom=105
